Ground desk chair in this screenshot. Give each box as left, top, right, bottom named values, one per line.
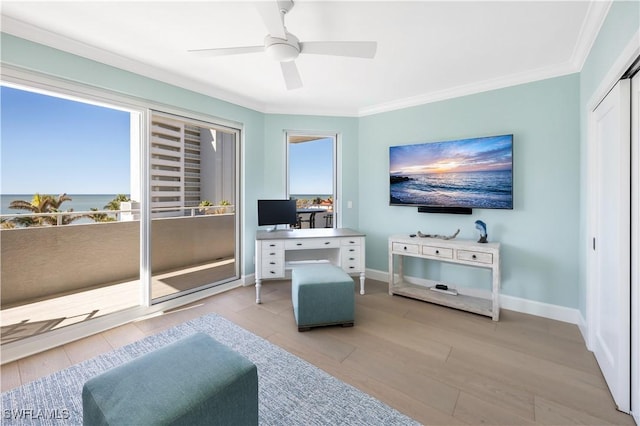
left=297, top=211, right=316, bottom=228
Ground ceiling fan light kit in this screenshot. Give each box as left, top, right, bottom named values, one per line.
left=189, top=0, right=377, bottom=90
left=265, top=33, right=300, bottom=62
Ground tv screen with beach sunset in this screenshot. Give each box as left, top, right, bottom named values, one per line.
left=389, top=134, right=513, bottom=209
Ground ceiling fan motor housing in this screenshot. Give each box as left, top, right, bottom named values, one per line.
left=265, top=33, right=300, bottom=62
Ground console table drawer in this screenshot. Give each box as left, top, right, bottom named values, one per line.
left=457, top=250, right=493, bottom=264
left=392, top=242, right=419, bottom=254
left=285, top=239, right=340, bottom=250
left=422, top=246, right=453, bottom=259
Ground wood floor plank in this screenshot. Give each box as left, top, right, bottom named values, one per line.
left=1, top=361, right=21, bottom=392
left=534, top=395, right=636, bottom=425
left=63, top=333, right=112, bottom=364
left=100, top=322, right=146, bottom=350
left=453, top=391, right=537, bottom=425
left=17, top=347, right=70, bottom=385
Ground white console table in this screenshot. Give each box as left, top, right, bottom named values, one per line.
left=255, top=228, right=366, bottom=304
left=388, top=235, right=501, bottom=320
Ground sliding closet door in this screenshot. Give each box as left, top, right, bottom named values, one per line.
left=590, top=79, right=631, bottom=413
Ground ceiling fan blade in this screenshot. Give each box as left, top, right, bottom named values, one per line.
left=188, top=46, right=264, bottom=57
left=300, top=41, right=377, bottom=59
left=280, top=61, right=303, bottom=90
left=255, top=1, right=288, bottom=39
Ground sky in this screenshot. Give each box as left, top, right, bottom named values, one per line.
left=289, top=137, right=333, bottom=196
left=1, top=86, right=131, bottom=194
left=389, top=134, right=513, bottom=175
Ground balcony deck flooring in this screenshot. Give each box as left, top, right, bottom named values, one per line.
left=0, top=258, right=235, bottom=345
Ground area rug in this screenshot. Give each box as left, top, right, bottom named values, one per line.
left=1, top=314, right=420, bottom=425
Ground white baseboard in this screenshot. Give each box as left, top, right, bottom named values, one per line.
left=365, top=268, right=582, bottom=325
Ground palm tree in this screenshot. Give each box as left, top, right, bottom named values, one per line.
left=84, top=194, right=130, bottom=223
left=86, top=208, right=115, bottom=223
left=104, top=194, right=130, bottom=211
left=8, top=193, right=78, bottom=226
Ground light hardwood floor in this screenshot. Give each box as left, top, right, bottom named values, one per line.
left=1, top=278, right=635, bottom=425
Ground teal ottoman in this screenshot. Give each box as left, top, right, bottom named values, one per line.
left=292, top=264, right=355, bottom=331
left=82, top=332, right=258, bottom=426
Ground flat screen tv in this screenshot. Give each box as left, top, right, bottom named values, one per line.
left=389, top=134, right=513, bottom=211
left=258, top=199, right=298, bottom=230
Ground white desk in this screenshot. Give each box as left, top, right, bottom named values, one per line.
left=388, top=235, right=501, bottom=320
left=255, top=228, right=366, bottom=303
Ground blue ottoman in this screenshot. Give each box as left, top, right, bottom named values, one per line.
left=292, top=264, right=355, bottom=331
left=82, top=332, right=258, bottom=426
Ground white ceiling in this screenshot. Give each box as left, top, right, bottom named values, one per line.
left=1, top=1, right=610, bottom=117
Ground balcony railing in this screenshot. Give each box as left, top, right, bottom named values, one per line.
left=1, top=206, right=236, bottom=307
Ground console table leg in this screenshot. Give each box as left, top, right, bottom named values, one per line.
left=359, top=272, right=365, bottom=295
left=255, top=279, right=262, bottom=304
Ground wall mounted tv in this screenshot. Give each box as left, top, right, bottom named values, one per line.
left=389, top=134, right=513, bottom=214
left=257, top=199, right=298, bottom=231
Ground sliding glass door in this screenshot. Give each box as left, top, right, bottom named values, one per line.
left=149, top=112, right=239, bottom=302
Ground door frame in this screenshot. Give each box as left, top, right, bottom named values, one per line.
left=585, top=33, right=639, bottom=417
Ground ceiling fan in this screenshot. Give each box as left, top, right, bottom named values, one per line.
left=188, top=0, right=377, bottom=90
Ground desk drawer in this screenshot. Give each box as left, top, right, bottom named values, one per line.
left=457, top=250, right=493, bottom=264
left=261, top=240, right=284, bottom=250
left=422, top=246, right=453, bottom=259
left=261, top=265, right=284, bottom=278
left=285, top=239, right=340, bottom=250
left=341, top=237, right=362, bottom=247
left=392, top=242, right=419, bottom=254
left=341, top=248, right=361, bottom=272
left=261, top=249, right=283, bottom=261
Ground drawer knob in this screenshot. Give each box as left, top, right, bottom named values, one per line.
left=325, top=241, right=330, bottom=245
left=270, top=261, right=276, bottom=265
left=403, top=246, right=407, bottom=250
left=472, top=254, right=477, bottom=259
left=296, top=243, right=302, bottom=246
left=435, top=250, right=440, bottom=254
left=269, top=271, right=276, bottom=274
left=270, top=252, right=276, bottom=255
left=349, top=248, right=355, bottom=252
left=349, top=257, right=355, bottom=261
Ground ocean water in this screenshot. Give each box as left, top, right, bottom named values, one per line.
left=390, top=170, right=512, bottom=209
left=1, top=194, right=125, bottom=215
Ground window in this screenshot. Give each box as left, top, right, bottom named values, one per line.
left=287, top=133, right=336, bottom=229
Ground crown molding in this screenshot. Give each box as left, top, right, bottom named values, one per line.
left=357, top=61, right=578, bottom=117
left=0, top=15, right=267, bottom=114
left=569, top=1, right=613, bottom=72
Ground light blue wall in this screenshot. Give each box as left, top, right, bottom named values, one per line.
left=359, top=75, right=581, bottom=307
left=578, top=1, right=640, bottom=316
